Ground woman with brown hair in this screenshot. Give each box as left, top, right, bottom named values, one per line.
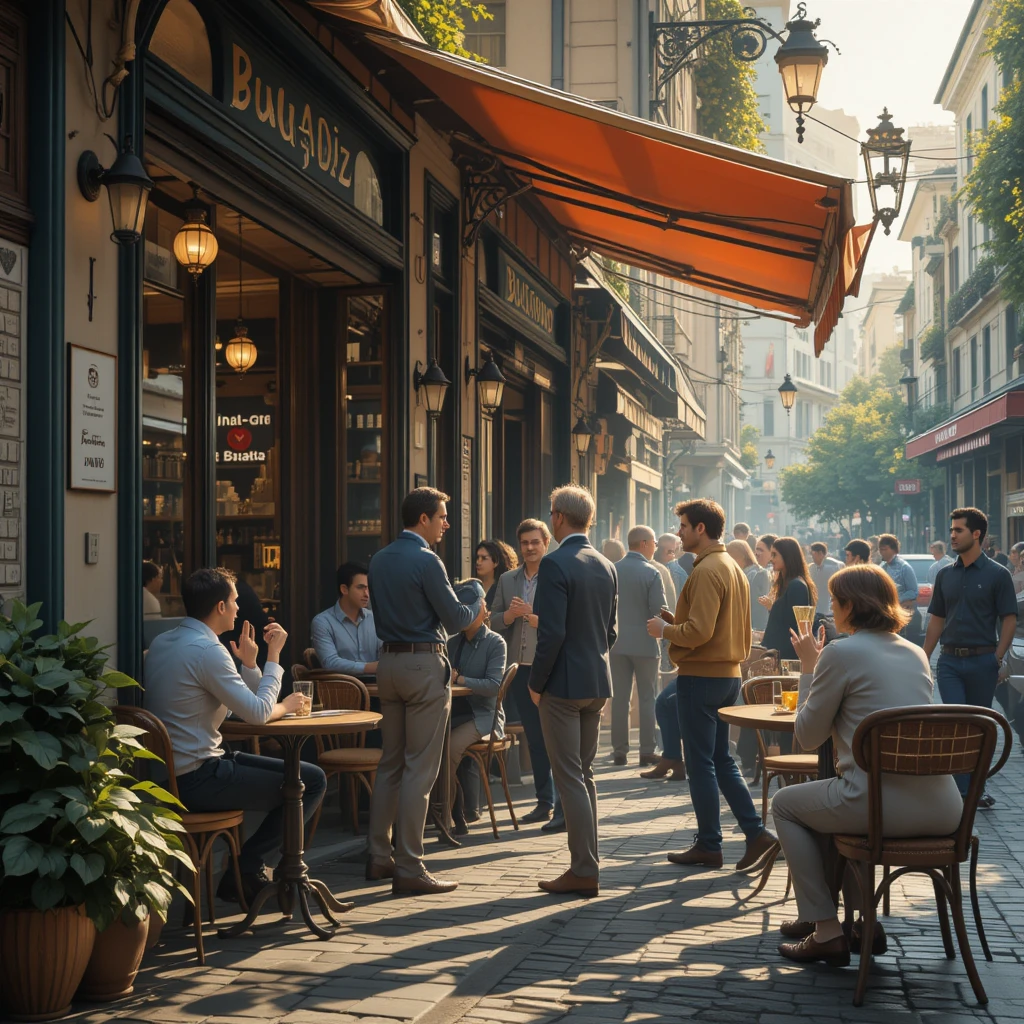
left=727, top=539, right=770, bottom=631
left=772, top=564, right=962, bottom=967
left=754, top=533, right=777, bottom=570
left=760, top=537, right=816, bottom=661
left=475, top=539, right=519, bottom=606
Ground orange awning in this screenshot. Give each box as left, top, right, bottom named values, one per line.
left=310, top=11, right=874, bottom=336
left=813, top=221, right=875, bottom=354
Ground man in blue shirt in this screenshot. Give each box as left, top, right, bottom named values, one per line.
left=927, top=540, right=954, bottom=584
left=366, top=487, right=481, bottom=895
left=878, top=534, right=920, bottom=640
left=310, top=562, right=381, bottom=675
left=924, top=507, right=1018, bottom=803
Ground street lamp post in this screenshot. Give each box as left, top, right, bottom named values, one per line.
left=778, top=373, right=797, bottom=414
left=649, top=3, right=836, bottom=141
left=862, top=108, right=912, bottom=235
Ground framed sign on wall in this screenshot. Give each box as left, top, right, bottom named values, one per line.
left=68, top=344, right=116, bottom=492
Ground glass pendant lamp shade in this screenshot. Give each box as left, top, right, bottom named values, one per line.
left=778, top=373, right=798, bottom=411
left=572, top=415, right=595, bottom=455
left=475, top=356, right=506, bottom=414
left=225, top=320, right=258, bottom=372
left=173, top=199, right=219, bottom=276
left=774, top=5, right=829, bottom=142
left=415, top=358, right=451, bottom=415
left=103, top=145, right=152, bottom=245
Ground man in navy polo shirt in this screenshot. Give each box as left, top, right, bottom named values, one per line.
left=923, top=506, right=1017, bottom=805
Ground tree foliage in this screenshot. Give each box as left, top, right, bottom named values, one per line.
left=779, top=375, right=944, bottom=528
left=397, top=0, right=493, bottom=60
left=740, top=423, right=761, bottom=471
left=693, top=0, right=767, bottom=152
left=961, top=0, right=1024, bottom=308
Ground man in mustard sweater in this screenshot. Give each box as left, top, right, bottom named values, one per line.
left=647, top=499, right=778, bottom=870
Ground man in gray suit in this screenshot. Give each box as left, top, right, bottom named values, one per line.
left=529, top=485, right=618, bottom=898
left=610, top=526, right=666, bottom=767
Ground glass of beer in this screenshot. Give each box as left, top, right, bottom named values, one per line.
left=793, top=605, right=815, bottom=636
left=782, top=683, right=799, bottom=712
left=293, top=679, right=313, bottom=716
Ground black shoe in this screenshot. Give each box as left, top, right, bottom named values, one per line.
left=465, top=808, right=481, bottom=823
left=454, top=821, right=470, bottom=836
left=520, top=802, right=554, bottom=824
left=613, top=754, right=627, bottom=766
left=217, top=866, right=271, bottom=905
left=541, top=814, right=566, bottom=833
left=978, top=794, right=996, bottom=810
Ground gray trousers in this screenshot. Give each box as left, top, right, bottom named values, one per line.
left=368, top=650, right=451, bottom=877
left=772, top=774, right=963, bottom=923
left=610, top=654, right=659, bottom=757
left=538, top=693, right=606, bottom=878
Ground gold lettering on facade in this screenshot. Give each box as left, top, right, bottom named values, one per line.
left=317, top=117, right=331, bottom=171
left=298, top=104, right=314, bottom=169
left=231, top=44, right=252, bottom=110
left=277, top=88, right=295, bottom=145
left=255, top=78, right=276, bottom=127
left=505, top=265, right=554, bottom=334
left=337, top=145, right=352, bottom=186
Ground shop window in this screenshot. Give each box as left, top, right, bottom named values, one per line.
left=1007, top=437, right=1021, bottom=493
left=148, top=0, right=213, bottom=94
left=354, top=152, right=384, bottom=227
left=465, top=1, right=506, bottom=66
left=142, top=203, right=188, bottom=618
left=983, top=325, right=992, bottom=395
left=953, top=347, right=962, bottom=397
left=970, top=335, right=978, bottom=396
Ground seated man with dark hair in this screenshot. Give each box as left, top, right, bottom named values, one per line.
left=311, top=562, right=382, bottom=675
left=145, top=567, right=326, bottom=904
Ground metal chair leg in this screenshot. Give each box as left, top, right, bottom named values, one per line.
left=496, top=753, right=519, bottom=831
left=852, top=862, right=875, bottom=1008
left=947, top=863, right=988, bottom=1005
left=472, top=753, right=500, bottom=839
left=932, top=871, right=956, bottom=959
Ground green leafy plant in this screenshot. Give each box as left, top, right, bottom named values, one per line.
left=397, top=0, right=493, bottom=60
left=0, top=602, right=192, bottom=931
left=740, top=423, right=761, bottom=471
left=919, top=323, right=946, bottom=365
left=947, top=255, right=998, bottom=327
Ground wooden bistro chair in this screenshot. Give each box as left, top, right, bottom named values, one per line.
left=302, top=647, right=321, bottom=670
left=741, top=675, right=818, bottom=820
left=301, top=671, right=380, bottom=839
left=834, top=704, right=1011, bottom=1008
left=741, top=649, right=778, bottom=681
left=112, top=706, right=247, bottom=966
left=463, top=664, right=519, bottom=839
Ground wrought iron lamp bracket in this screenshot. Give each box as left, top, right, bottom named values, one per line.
left=458, top=153, right=531, bottom=252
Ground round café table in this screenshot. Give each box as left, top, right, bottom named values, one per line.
left=218, top=710, right=381, bottom=939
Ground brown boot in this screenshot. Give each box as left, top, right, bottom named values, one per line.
left=638, top=753, right=661, bottom=766
left=639, top=757, right=685, bottom=779
left=538, top=870, right=599, bottom=898
left=392, top=871, right=458, bottom=896
left=667, top=844, right=723, bottom=868
left=735, top=830, right=779, bottom=872
left=365, top=859, right=395, bottom=882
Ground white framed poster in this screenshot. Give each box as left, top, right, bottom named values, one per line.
left=68, top=344, right=117, bottom=492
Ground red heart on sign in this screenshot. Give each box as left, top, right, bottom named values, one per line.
left=227, top=428, right=252, bottom=451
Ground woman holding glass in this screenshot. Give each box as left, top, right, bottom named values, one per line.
left=772, top=564, right=962, bottom=967
left=760, top=537, right=816, bottom=661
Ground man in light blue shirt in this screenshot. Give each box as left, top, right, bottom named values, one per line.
left=928, top=540, right=955, bottom=584
left=878, top=534, right=920, bottom=606
left=311, top=562, right=382, bottom=675
left=144, top=567, right=324, bottom=905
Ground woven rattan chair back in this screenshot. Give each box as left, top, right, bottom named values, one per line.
left=303, top=647, right=321, bottom=669
left=743, top=652, right=779, bottom=681
left=312, top=675, right=371, bottom=753
left=112, top=705, right=181, bottom=799
left=851, top=704, right=1011, bottom=862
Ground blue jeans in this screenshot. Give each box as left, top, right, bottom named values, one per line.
left=177, top=751, right=328, bottom=874
left=677, top=675, right=764, bottom=852
left=936, top=652, right=999, bottom=796
left=509, top=664, right=555, bottom=806
left=655, top=678, right=681, bottom=761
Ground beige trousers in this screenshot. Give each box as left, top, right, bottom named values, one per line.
left=610, top=654, right=659, bottom=757
left=367, top=650, right=451, bottom=877
left=538, top=693, right=606, bottom=878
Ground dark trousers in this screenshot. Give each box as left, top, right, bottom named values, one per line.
left=936, top=652, right=999, bottom=796
left=177, top=750, right=327, bottom=874
left=676, top=675, right=763, bottom=852
left=654, top=677, right=681, bottom=761
left=509, top=664, right=554, bottom=806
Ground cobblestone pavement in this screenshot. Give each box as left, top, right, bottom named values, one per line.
left=46, top=732, right=1024, bottom=1024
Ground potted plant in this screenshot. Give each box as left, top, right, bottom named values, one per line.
left=0, top=602, right=192, bottom=1019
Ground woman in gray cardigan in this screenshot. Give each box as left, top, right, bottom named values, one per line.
left=772, top=564, right=963, bottom=967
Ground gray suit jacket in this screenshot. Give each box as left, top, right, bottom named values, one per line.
left=611, top=552, right=665, bottom=659
left=530, top=535, right=618, bottom=700
left=489, top=565, right=538, bottom=666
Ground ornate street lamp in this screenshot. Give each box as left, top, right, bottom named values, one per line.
left=572, top=415, right=595, bottom=456
left=862, top=108, right=912, bottom=235
left=414, top=358, right=451, bottom=415
left=465, top=354, right=506, bottom=415
left=778, top=373, right=798, bottom=413
left=765, top=449, right=776, bottom=470
left=173, top=186, right=219, bottom=277
left=77, top=135, right=153, bottom=245
left=649, top=3, right=836, bottom=141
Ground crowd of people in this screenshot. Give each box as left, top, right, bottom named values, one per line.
left=136, top=482, right=1021, bottom=969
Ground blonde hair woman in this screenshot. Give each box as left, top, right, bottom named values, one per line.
left=727, top=539, right=769, bottom=631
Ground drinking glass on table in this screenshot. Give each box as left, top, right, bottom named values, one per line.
left=792, top=605, right=815, bottom=636
left=292, top=679, right=313, bottom=716
left=772, top=679, right=783, bottom=710
left=782, top=682, right=799, bottom=712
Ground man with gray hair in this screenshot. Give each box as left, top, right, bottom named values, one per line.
left=610, top=526, right=666, bottom=766
left=530, top=484, right=618, bottom=897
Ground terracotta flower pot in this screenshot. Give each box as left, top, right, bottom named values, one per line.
left=0, top=904, right=96, bottom=1021
left=77, top=915, right=150, bottom=1002
left=145, top=911, right=165, bottom=951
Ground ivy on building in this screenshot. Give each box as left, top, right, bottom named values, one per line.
left=693, top=0, right=767, bottom=152
left=896, top=283, right=915, bottom=316
left=960, top=0, right=1024, bottom=308
left=919, top=323, right=946, bottom=365
left=947, top=255, right=998, bottom=326
left=397, top=0, right=493, bottom=60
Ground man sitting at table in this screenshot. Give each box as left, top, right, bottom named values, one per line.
left=447, top=579, right=508, bottom=834
left=144, top=567, right=325, bottom=905
left=311, top=562, right=382, bottom=675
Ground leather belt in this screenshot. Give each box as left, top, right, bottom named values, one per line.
left=941, top=645, right=997, bottom=657
left=381, top=642, right=445, bottom=654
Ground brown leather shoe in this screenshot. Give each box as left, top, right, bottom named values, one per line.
left=845, top=919, right=888, bottom=955
left=779, top=919, right=815, bottom=939
left=667, top=844, right=723, bottom=868
left=639, top=757, right=684, bottom=778
left=365, top=859, right=395, bottom=882
left=735, top=830, right=780, bottom=872
left=638, top=753, right=661, bottom=766
left=392, top=871, right=458, bottom=896
left=538, top=870, right=599, bottom=898
left=778, top=932, right=850, bottom=967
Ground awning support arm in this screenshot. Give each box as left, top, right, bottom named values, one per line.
left=457, top=152, right=532, bottom=252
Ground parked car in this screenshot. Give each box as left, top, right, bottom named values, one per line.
left=901, top=554, right=936, bottom=610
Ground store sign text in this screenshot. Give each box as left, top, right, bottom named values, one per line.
left=227, top=42, right=375, bottom=208
left=498, top=252, right=556, bottom=340
left=894, top=479, right=921, bottom=495
left=216, top=405, right=274, bottom=464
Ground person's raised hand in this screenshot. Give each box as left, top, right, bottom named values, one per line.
left=758, top=594, right=774, bottom=609
left=647, top=616, right=665, bottom=638
left=789, top=623, right=825, bottom=675
left=264, top=622, right=289, bottom=661
left=230, top=621, right=259, bottom=670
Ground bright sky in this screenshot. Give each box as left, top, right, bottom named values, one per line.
left=801, top=0, right=975, bottom=275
